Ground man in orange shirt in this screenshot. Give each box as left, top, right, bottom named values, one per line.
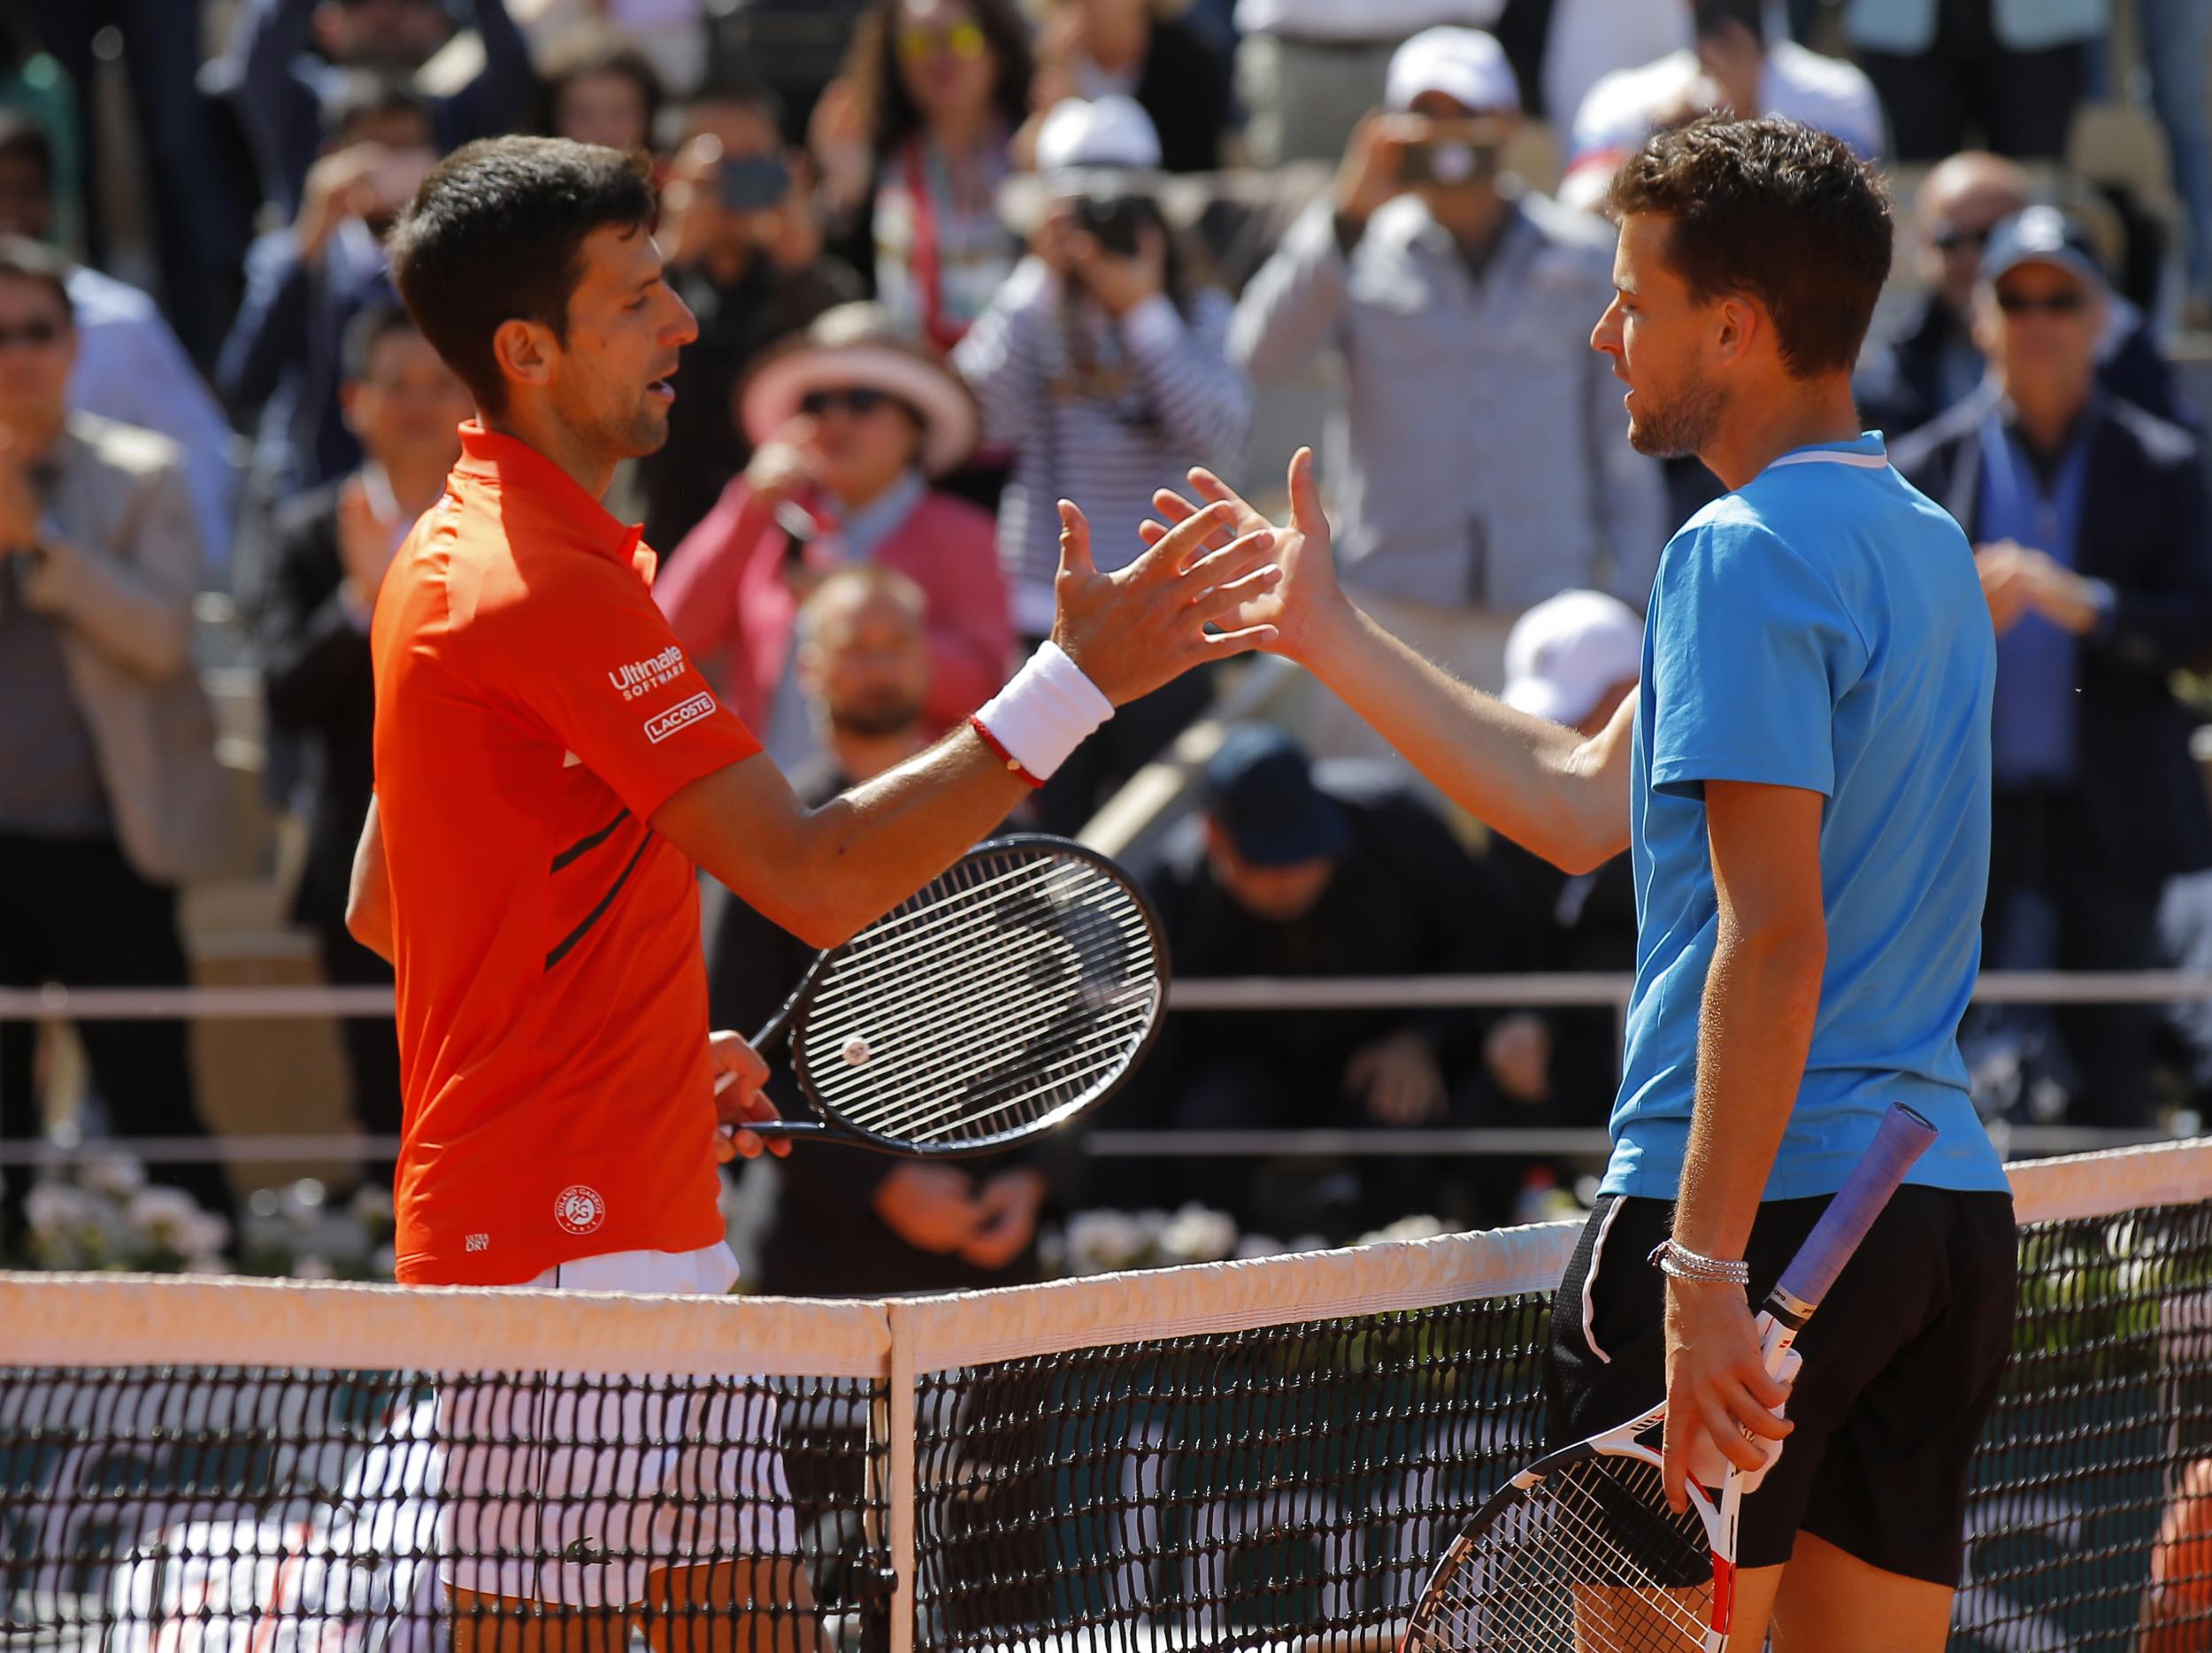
left=342, top=135, right=1277, bottom=1649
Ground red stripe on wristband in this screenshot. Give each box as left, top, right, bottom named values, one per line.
left=970, top=714, right=1045, bottom=788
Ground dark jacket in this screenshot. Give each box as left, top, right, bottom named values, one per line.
left=1133, top=20, right=1233, bottom=175
left=1861, top=289, right=2197, bottom=440
left=1891, top=387, right=2212, bottom=882
left=253, top=478, right=376, bottom=931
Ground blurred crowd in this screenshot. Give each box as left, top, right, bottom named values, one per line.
left=4, top=0, right=2212, bottom=1283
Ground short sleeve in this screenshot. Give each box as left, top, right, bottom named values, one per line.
left=1647, top=516, right=1865, bottom=801
left=469, top=554, right=762, bottom=820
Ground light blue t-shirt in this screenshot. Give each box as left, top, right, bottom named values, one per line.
left=1603, top=433, right=2011, bottom=1201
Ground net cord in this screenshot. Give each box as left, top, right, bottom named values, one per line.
left=1, top=1140, right=2203, bottom=1378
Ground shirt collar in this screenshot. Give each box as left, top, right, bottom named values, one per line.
left=835, top=470, right=928, bottom=559
left=451, top=421, right=644, bottom=564
left=1762, top=432, right=1891, bottom=474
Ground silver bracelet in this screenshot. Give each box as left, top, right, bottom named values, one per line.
left=1647, top=1239, right=1751, bottom=1288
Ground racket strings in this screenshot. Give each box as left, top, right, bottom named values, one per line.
left=803, top=875, right=1148, bottom=1110
left=1417, top=1456, right=1716, bottom=1652
left=806, top=865, right=1146, bottom=1064
left=793, top=849, right=1160, bottom=1146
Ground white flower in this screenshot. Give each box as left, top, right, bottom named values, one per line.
left=179, top=1251, right=229, bottom=1276
left=124, top=1186, right=208, bottom=1249
left=1233, top=1234, right=1288, bottom=1260
left=1357, top=1214, right=1452, bottom=1247
left=349, top=1184, right=395, bottom=1227
left=370, top=1245, right=397, bottom=1280
left=1064, top=1211, right=1144, bottom=1273
left=1159, top=1204, right=1237, bottom=1265
left=179, top=1211, right=232, bottom=1259
left=26, top=1182, right=95, bottom=1240
left=79, top=1149, right=147, bottom=1199
left=291, top=1255, right=336, bottom=1281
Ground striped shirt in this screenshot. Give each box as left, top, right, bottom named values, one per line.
left=955, top=259, right=1252, bottom=637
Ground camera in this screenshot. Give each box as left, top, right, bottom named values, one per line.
left=1072, top=190, right=1150, bottom=258
left=718, top=154, right=792, bottom=211
left=1397, top=120, right=1503, bottom=189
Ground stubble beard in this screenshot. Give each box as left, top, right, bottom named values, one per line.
left=1626, top=374, right=1728, bottom=462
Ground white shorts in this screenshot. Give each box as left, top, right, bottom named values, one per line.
left=438, top=1243, right=800, bottom=1607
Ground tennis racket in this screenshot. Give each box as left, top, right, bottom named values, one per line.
left=715, top=834, right=1168, bottom=1157
left=1401, top=1101, right=1939, bottom=1653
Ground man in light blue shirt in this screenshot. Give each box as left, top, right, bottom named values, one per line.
left=1159, top=117, right=2014, bottom=1649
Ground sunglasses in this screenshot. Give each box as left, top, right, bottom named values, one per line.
left=800, top=387, right=900, bottom=418
left=1994, top=288, right=2089, bottom=316
left=1932, top=225, right=1993, bottom=255
left=897, top=20, right=987, bottom=62
left=0, top=318, right=66, bottom=351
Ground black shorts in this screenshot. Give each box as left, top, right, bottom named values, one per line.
left=1543, top=1184, right=2018, bottom=1582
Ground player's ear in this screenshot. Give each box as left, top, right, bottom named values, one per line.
left=490, top=318, right=557, bottom=393
left=1712, top=294, right=1757, bottom=367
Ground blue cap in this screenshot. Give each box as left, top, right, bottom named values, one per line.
left=1980, top=205, right=2107, bottom=292
left=1202, top=725, right=1351, bottom=868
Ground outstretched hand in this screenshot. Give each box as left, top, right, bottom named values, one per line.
left=1141, top=447, right=1348, bottom=665
left=1050, top=494, right=1282, bottom=706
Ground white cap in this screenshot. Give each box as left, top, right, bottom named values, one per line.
left=1033, top=95, right=1163, bottom=174
left=1385, top=27, right=1519, bottom=115
left=1502, top=590, right=1643, bottom=727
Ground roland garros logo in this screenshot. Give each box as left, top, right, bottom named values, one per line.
left=553, top=1185, right=607, bottom=1236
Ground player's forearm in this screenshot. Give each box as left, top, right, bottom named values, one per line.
left=778, top=728, right=1033, bottom=947
left=1671, top=915, right=1826, bottom=1262
left=1303, top=604, right=1631, bottom=873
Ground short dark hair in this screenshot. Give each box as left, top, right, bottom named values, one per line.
left=387, top=136, right=656, bottom=413
left=534, top=26, right=667, bottom=148
left=0, top=234, right=73, bottom=319
left=687, top=75, right=787, bottom=137
left=341, top=301, right=423, bottom=383
left=321, top=70, right=435, bottom=147
left=0, top=111, right=54, bottom=193
left=1603, top=117, right=1893, bottom=380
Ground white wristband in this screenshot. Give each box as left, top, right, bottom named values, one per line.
left=974, top=640, right=1113, bottom=782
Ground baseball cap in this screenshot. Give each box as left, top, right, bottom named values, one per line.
left=1202, top=724, right=1351, bottom=868
left=1501, top=591, right=1643, bottom=728
left=1980, top=205, right=2107, bottom=292
left=1386, top=27, right=1520, bottom=116
left=1033, top=94, right=1163, bottom=174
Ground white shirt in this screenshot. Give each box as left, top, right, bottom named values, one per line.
left=1234, top=0, right=1501, bottom=42
left=1543, top=0, right=1693, bottom=134
left=1563, top=40, right=1886, bottom=209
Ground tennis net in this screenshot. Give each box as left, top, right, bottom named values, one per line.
left=3, top=1140, right=2208, bottom=1652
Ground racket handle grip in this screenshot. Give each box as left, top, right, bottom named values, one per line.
left=1770, top=1103, right=1938, bottom=1315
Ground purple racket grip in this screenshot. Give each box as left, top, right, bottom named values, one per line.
left=1771, top=1103, right=1938, bottom=1313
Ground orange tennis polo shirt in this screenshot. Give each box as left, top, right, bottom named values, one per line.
left=370, top=422, right=761, bottom=1285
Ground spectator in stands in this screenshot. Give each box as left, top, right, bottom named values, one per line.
left=511, top=0, right=707, bottom=98
left=1540, top=0, right=1699, bottom=134
left=1133, top=724, right=1508, bottom=1233
left=638, top=83, right=864, bottom=553
left=0, top=116, right=240, bottom=582
left=657, top=302, right=1009, bottom=770
left=532, top=24, right=665, bottom=154
left=1023, top=0, right=1232, bottom=173
left=1560, top=0, right=1883, bottom=211
left=20, top=0, right=252, bottom=362
left=215, top=0, right=534, bottom=220
left=716, top=567, right=1048, bottom=1295
left=1467, top=589, right=1642, bottom=1214
left=0, top=12, right=75, bottom=250
left=957, top=95, right=1250, bottom=831
left=1892, top=208, right=2212, bottom=1131
left=253, top=306, right=470, bottom=1192
left=0, top=238, right=235, bottom=1252
left=1233, top=28, right=1665, bottom=718
left=1231, top=0, right=1505, bottom=168
left=2136, top=0, right=2212, bottom=325
left=1841, top=0, right=2097, bottom=163
left=219, top=78, right=434, bottom=556
left=1857, top=152, right=2193, bottom=439
left=810, top=0, right=1033, bottom=350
